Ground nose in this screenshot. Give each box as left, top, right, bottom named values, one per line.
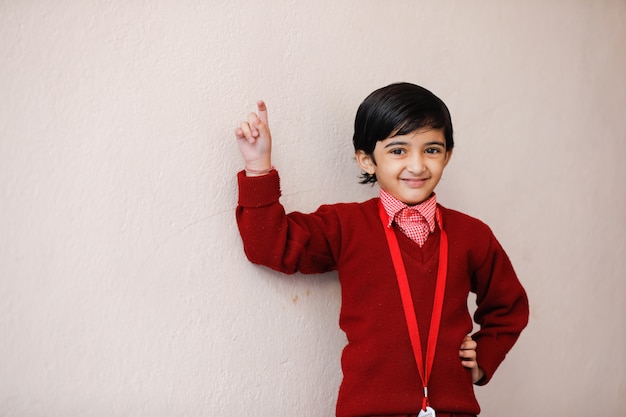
left=406, top=152, right=426, bottom=174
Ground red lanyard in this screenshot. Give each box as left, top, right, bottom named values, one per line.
left=378, top=201, right=448, bottom=411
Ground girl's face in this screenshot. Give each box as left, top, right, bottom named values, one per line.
left=356, top=128, right=452, bottom=205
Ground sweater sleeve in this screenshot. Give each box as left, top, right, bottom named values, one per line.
left=235, top=170, right=339, bottom=274
left=471, top=232, right=529, bottom=385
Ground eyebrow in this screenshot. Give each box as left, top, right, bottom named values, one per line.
left=383, top=140, right=408, bottom=148
left=383, top=140, right=446, bottom=148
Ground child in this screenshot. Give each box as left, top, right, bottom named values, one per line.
left=234, top=83, right=529, bottom=417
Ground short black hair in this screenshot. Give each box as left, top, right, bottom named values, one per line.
left=352, top=82, right=454, bottom=184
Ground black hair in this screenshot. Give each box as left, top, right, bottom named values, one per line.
left=352, top=82, right=454, bottom=184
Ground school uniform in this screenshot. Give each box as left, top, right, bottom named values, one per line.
left=236, top=170, right=528, bottom=417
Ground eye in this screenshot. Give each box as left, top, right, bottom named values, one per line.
left=425, top=147, right=444, bottom=155
left=389, top=148, right=406, bottom=155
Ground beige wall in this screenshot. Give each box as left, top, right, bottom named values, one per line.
left=1, top=1, right=625, bottom=415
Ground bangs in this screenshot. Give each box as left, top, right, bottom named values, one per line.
left=392, top=114, right=445, bottom=138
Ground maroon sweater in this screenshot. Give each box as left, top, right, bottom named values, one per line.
left=236, top=170, right=529, bottom=417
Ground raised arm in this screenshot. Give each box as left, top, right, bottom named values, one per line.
left=235, top=100, right=272, bottom=176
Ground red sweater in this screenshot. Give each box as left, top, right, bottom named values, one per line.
left=236, top=170, right=529, bottom=417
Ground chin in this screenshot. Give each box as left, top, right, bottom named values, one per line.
left=403, top=195, right=431, bottom=206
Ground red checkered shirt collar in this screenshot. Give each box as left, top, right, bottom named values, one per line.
left=379, top=189, right=437, bottom=245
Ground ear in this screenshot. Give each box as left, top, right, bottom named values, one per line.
left=355, top=150, right=376, bottom=175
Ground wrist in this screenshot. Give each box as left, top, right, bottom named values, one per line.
left=245, top=164, right=274, bottom=177
left=472, top=366, right=486, bottom=384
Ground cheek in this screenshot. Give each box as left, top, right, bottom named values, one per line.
left=432, top=166, right=447, bottom=181
left=430, top=159, right=446, bottom=173
left=377, top=162, right=399, bottom=178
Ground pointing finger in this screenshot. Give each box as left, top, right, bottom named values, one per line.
left=257, top=100, right=268, bottom=126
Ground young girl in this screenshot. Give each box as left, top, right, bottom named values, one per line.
left=234, top=83, right=529, bottom=417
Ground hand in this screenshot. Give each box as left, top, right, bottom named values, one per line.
left=459, top=335, right=485, bottom=384
left=235, top=100, right=272, bottom=175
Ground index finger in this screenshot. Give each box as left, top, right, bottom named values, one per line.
left=460, top=338, right=477, bottom=349
left=256, top=100, right=268, bottom=125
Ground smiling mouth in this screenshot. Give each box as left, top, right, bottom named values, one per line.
left=402, top=178, right=428, bottom=187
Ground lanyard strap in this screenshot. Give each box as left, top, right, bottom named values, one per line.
left=378, top=201, right=448, bottom=411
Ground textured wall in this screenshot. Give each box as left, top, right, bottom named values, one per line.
left=1, top=1, right=625, bottom=416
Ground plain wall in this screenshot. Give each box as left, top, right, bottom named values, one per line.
left=1, top=1, right=625, bottom=416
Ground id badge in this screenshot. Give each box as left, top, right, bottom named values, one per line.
left=417, top=406, right=436, bottom=417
